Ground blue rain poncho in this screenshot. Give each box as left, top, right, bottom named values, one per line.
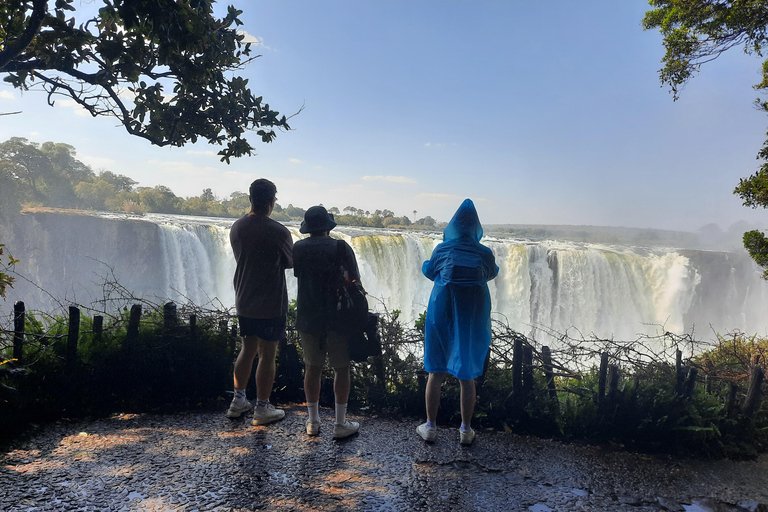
left=422, top=199, right=499, bottom=380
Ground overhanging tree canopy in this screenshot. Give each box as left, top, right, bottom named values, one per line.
left=644, top=0, right=768, bottom=277
left=0, top=0, right=291, bottom=162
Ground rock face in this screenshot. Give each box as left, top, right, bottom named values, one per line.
left=5, top=211, right=165, bottom=311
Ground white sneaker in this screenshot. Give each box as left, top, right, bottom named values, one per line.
left=332, top=420, right=359, bottom=439
left=251, top=403, right=285, bottom=425
left=226, top=396, right=253, bottom=418
left=417, top=422, right=437, bottom=442
left=460, top=428, right=476, bottom=446
left=306, top=420, right=320, bottom=436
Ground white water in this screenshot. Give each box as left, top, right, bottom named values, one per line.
left=7, top=212, right=768, bottom=341
left=140, top=214, right=768, bottom=341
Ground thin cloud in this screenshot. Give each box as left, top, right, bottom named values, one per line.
left=186, top=150, right=219, bottom=157
left=237, top=30, right=272, bottom=50
left=418, top=192, right=463, bottom=200
left=55, top=99, right=91, bottom=117
left=424, top=142, right=446, bottom=148
left=361, top=175, right=417, bottom=184
left=289, top=158, right=303, bottom=164
left=0, top=90, right=14, bottom=100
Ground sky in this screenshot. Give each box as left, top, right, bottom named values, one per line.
left=1, top=0, right=768, bottom=232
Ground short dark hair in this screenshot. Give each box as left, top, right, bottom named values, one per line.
left=249, top=179, right=277, bottom=213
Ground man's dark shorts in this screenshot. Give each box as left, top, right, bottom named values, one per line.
left=237, top=315, right=286, bottom=342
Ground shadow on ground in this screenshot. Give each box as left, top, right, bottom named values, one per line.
left=2, top=404, right=767, bottom=511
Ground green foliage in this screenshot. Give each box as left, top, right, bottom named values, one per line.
left=0, top=305, right=235, bottom=441
left=3, top=300, right=767, bottom=458
left=0, top=243, right=19, bottom=303
left=0, top=0, right=290, bottom=162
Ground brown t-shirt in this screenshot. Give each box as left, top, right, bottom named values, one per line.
left=230, top=214, right=294, bottom=319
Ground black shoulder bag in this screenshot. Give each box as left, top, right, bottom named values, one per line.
left=326, top=240, right=369, bottom=337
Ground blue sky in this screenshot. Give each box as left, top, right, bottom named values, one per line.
left=1, top=0, right=767, bottom=232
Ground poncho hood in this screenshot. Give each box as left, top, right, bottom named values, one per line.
left=443, top=199, right=483, bottom=243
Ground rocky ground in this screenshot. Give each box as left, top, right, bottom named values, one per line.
left=1, top=404, right=767, bottom=512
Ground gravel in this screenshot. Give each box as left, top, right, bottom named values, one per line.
left=1, top=404, right=767, bottom=511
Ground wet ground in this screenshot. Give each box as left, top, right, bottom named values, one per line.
left=1, top=404, right=768, bottom=512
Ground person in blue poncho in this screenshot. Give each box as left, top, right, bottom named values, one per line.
left=417, top=199, right=499, bottom=446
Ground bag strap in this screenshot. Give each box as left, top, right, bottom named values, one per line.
left=335, top=239, right=345, bottom=267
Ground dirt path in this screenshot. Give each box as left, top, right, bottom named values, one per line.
left=2, top=405, right=767, bottom=511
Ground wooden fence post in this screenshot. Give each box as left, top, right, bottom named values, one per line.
left=542, top=346, right=557, bottom=401
left=512, top=337, right=523, bottom=406
left=13, top=301, right=25, bottom=363
left=675, top=349, right=683, bottom=394
left=126, top=304, right=142, bottom=347
left=742, top=366, right=765, bottom=416
left=522, top=345, right=534, bottom=402
left=725, top=382, right=739, bottom=417
left=66, top=306, right=80, bottom=370
left=607, top=364, right=620, bottom=404
left=189, top=314, right=197, bottom=341
left=93, top=315, right=103, bottom=344
left=597, top=352, right=609, bottom=406
left=682, top=367, right=698, bottom=399
left=163, top=302, right=177, bottom=333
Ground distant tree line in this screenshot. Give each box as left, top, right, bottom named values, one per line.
left=0, top=137, right=438, bottom=229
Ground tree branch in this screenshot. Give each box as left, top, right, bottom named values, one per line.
left=0, top=0, right=47, bottom=70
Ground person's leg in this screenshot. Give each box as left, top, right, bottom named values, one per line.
left=333, top=366, right=351, bottom=424
left=227, top=336, right=258, bottom=418
left=333, top=366, right=351, bottom=406
left=327, top=333, right=358, bottom=438
left=251, top=337, right=285, bottom=425
left=254, top=337, right=278, bottom=401
left=459, top=378, right=477, bottom=445
left=304, top=364, right=323, bottom=404
left=417, top=372, right=445, bottom=441
left=300, top=331, right=326, bottom=435
left=425, top=372, right=447, bottom=423
left=458, top=378, right=477, bottom=428
left=233, top=335, right=259, bottom=392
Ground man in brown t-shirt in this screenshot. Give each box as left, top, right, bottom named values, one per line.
left=226, top=178, right=294, bottom=425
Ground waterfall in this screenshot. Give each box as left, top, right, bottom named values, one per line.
left=5, top=211, right=768, bottom=340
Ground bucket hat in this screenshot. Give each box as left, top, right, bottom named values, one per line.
left=300, top=205, right=337, bottom=234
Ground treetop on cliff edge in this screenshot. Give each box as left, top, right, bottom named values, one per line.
left=0, top=0, right=292, bottom=162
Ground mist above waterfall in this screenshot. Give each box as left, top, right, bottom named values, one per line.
left=5, top=211, right=768, bottom=342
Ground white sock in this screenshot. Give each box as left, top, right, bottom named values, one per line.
left=335, top=403, right=347, bottom=425
left=460, top=423, right=471, bottom=432
left=234, top=389, right=247, bottom=400
left=307, top=402, right=320, bottom=422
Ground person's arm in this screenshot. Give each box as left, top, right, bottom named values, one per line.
left=343, top=242, right=361, bottom=282
left=483, top=247, right=499, bottom=281
left=422, top=244, right=442, bottom=282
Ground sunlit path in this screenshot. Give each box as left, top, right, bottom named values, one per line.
left=2, top=405, right=767, bottom=511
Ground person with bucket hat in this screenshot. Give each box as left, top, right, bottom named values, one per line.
left=293, top=205, right=364, bottom=439
left=226, top=178, right=294, bottom=426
